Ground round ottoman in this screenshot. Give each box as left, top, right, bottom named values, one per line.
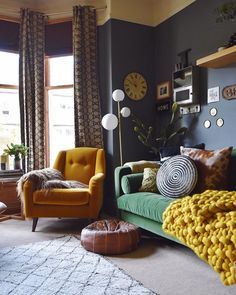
left=81, top=219, right=140, bottom=255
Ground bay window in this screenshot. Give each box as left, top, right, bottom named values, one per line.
left=0, top=51, right=20, bottom=170
left=45, top=55, right=75, bottom=166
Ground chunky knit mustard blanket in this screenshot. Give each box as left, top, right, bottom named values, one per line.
left=162, top=190, right=236, bottom=285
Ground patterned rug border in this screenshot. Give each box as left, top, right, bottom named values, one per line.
left=0, top=234, right=158, bottom=295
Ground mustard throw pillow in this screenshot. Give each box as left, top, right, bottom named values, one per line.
left=139, top=167, right=159, bottom=193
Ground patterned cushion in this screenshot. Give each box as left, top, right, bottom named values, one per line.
left=139, top=168, right=159, bottom=193
left=156, top=155, right=198, bottom=198
left=180, top=146, right=233, bottom=192
left=124, top=160, right=159, bottom=173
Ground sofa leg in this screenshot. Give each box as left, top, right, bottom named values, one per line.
left=32, top=218, right=38, bottom=232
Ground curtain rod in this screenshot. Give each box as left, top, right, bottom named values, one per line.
left=47, top=5, right=107, bottom=17
left=0, top=5, right=107, bottom=17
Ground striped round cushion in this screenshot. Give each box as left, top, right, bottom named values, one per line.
left=156, top=155, right=198, bottom=198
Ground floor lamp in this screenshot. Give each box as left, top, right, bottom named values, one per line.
left=101, top=89, right=131, bottom=166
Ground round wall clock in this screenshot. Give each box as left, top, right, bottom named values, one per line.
left=124, top=72, right=148, bottom=100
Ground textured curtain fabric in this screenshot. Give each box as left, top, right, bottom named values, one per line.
left=73, top=6, right=103, bottom=148
left=19, top=9, right=46, bottom=171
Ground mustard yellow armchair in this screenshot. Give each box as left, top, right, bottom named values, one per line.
left=22, top=147, right=105, bottom=231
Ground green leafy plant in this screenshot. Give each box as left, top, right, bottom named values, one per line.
left=216, top=1, right=236, bottom=22
left=4, top=143, right=28, bottom=160
left=131, top=102, right=188, bottom=157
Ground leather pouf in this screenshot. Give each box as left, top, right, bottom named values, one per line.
left=156, top=155, right=198, bottom=198
left=81, top=219, right=140, bottom=255
left=0, top=202, right=7, bottom=214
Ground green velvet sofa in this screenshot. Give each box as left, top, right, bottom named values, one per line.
left=114, top=149, right=236, bottom=243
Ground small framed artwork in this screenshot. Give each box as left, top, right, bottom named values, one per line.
left=207, top=86, right=220, bottom=103
left=157, top=81, right=171, bottom=100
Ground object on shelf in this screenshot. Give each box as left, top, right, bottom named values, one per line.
left=0, top=155, right=9, bottom=170
left=228, top=32, right=236, bottom=47
left=196, top=45, right=236, bottom=68
left=216, top=1, right=236, bottom=23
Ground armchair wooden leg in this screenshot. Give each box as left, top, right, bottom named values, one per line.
left=32, top=218, right=38, bottom=232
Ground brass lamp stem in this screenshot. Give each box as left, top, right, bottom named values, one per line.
left=117, top=101, right=123, bottom=166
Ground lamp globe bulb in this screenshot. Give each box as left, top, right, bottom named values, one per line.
left=112, top=89, right=125, bottom=102
left=120, top=107, right=131, bottom=118
left=101, top=114, right=118, bottom=130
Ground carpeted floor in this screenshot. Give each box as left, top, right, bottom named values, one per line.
left=0, top=218, right=236, bottom=295
left=0, top=235, right=157, bottom=295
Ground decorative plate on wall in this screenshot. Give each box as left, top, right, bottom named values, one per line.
left=124, top=72, right=147, bottom=100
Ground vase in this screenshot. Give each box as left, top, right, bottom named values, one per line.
left=14, top=156, right=21, bottom=170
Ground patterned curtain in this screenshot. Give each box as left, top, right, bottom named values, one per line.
left=19, top=9, right=46, bottom=171
left=73, top=6, right=103, bottom=148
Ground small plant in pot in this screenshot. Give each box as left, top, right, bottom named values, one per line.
left=3, top=143, right=28, bottom=170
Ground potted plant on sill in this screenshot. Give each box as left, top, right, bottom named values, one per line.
left=3, top=143, right=28, bottom=170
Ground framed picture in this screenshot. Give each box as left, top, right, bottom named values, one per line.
left=157, top=81, right=171, bottom=100
left=207, top=86, right=219, bottom=103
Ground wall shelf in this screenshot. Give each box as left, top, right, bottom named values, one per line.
left=196, top=45, right=236, bottom=68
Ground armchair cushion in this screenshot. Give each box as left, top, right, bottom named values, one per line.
left=33, top=188, right=90, bottom=206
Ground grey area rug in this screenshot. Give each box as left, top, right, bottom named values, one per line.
left=0, top=235, right=158, bottom=295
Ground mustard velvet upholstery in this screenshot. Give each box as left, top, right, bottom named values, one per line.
left=22, top=147, right=105, bottom=229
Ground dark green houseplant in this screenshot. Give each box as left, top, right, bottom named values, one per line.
left=4, top=143, right=28, bottom=170
left=216, top=1, right=236, bottom=22
left=131, top=102, right=187, bottom=159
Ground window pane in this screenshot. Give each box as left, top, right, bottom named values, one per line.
left=49, top=56, right=73, bottom=86
left=48, top=88, right=75, bottom=166
left=0, top=88, right=21, bottom=169
left=0, top=52, right=19, bottom=85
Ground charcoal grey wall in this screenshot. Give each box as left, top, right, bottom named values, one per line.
left=99, top=19, right=156, bottom=167
left=98, top=19, right=155, bottom=213
left=154, top=0, right=236, bottom=150
left=109, top=19, right=156, bottom=165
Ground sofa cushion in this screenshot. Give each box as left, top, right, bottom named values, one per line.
left=124, top=160, right=159, bottom=173
left=156, top=155, right=198, bottom=198
left=121, top=173, right=143, bottom=194
left=180, top=146, right=232, bottom=193
left=159, top=143, right=205, bottom=163
left=228, top=148, right=236, bottom=190
left=117, top=192, right=174, bottom=223
left=139, top=168, right=159, bottom=193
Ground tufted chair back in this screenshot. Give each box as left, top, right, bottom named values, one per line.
left=53, top=147, right=105, bottom=184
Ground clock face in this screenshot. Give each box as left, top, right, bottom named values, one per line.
left=124, top=72, right=147, bottom=100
